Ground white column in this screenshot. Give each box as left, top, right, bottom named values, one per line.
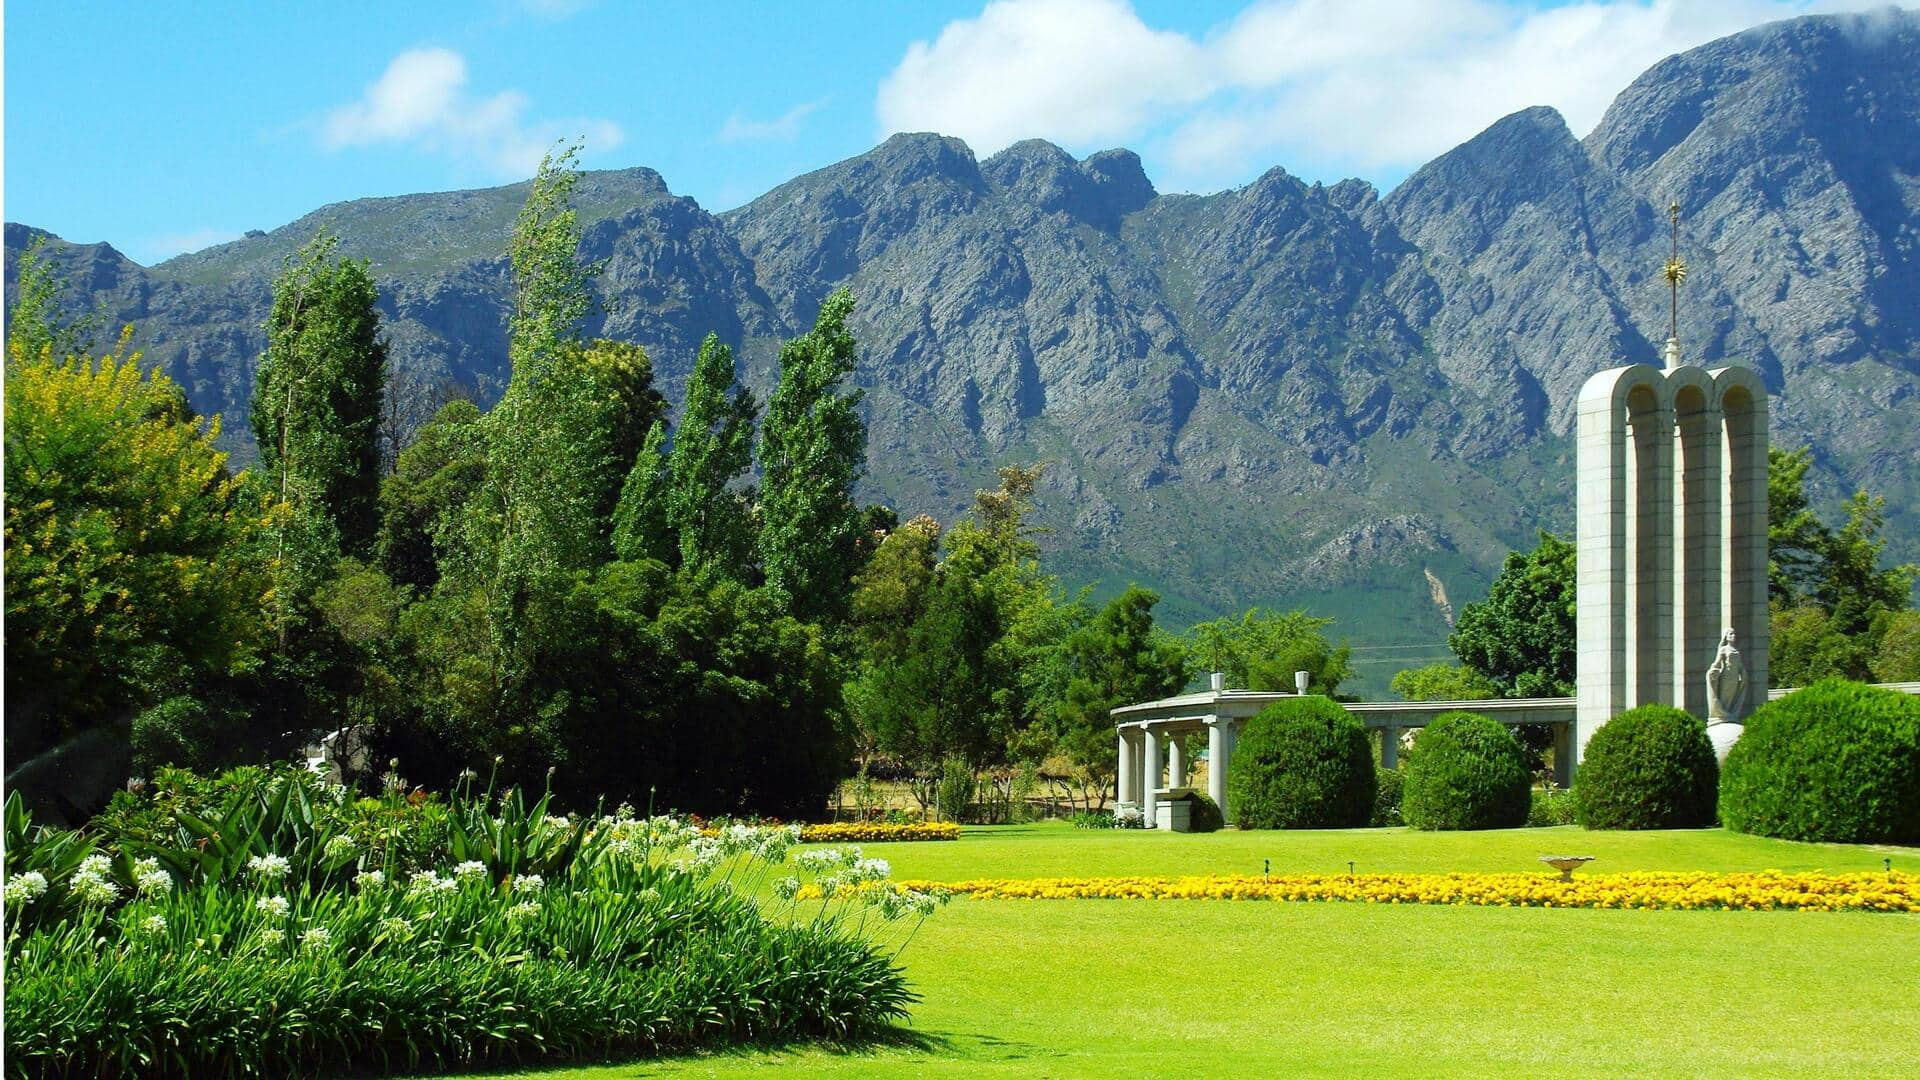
left=1116, top=729, right=1135, bottom=806
left=1207, top=719, right=1229, bottom=824
left=1168, top=738, right=1186, bottom=789
left=1719, top=372, right=1769, bottom=718
left=1142, top=727, right=1162, bottom=827
left=1379, top=725, right=1399, bottom=770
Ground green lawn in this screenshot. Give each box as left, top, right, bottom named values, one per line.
left=487, top=823, right=1920, bottom=1079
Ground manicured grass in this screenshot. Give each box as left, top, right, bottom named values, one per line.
left=484, top=823, right=1920, bottom=1079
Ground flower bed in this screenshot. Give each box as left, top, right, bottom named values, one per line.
left=888, top=871, right=1919, bottom=912
left=3, top=768, right=941, bottom=1077
left=799, top=822, right=961, bottom=843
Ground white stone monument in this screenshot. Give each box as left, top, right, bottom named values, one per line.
left=1704, top=628, right=1748, bottom=761
left=1573, top=202, right=1767, bottom=768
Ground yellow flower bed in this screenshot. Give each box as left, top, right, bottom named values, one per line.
left=885, top=871, right=1919, bottom=912
left=798, top=822, right=961, bottom=843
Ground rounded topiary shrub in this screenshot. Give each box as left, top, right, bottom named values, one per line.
left=1575, top=704, right=1718, bottom=829
left=1719, top=679, right=1920, bottom=843
left=1183, top=791, right=1224, bottom=833
left=1226, top=697, right=1375, bottom=829
left=1400, top=711, right=1530, bottom=830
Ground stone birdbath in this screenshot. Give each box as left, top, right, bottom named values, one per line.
left=1539, top=855, right=1595, bottom=882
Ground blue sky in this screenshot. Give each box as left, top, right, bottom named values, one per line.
left=5, top=0, right=1878, bottom=264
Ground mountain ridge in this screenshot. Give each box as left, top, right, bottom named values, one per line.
left=10, top=10, right=1917, bottom=692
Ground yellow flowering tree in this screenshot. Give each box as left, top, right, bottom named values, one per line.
left=3, top=334, right=281, bottom=761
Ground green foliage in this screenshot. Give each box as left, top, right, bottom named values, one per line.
left=6, top=236, right=97, bottom=361
left=1573, top=705, right=1718, bottom=829
left=1528, top=785, right=1578, bottom=827
left=4, top=335, right=279, bottom=761
left=1449, top=532, right=1575, bottom=697
left=758, top=288, right=868, bottom=624
left=1768, top=446, right=1827, bottom=605
left=1399, top=712, right=1530, bottom=831
left=1770, top=602, right=1872, bottom=685
left=1719, top=679, right=1920, bottom=844
left=2, top=783, right=921, bottom=1077
left=1873, top=610, right=1920, bottom=682
left=1051, top=586, right=1189, bottom=806
left=1390, top=663, right=1498, bottom=702
left=375, top=399, right=487, bottom=591
left=1226, top=697, right=1375, bottom=829
left=1180, top=790, right=1224, bottom=833
left=252, top=232, right=387, bottom=577
left=935, top=758, right=976, bottom=823
left=1370, top=767, right=1404, bottom=827
left=1187, top=608, right=1352, bottom=695
left=610, top=419, right=673, bottom=564
left=668, top=333, right=758, bottom=577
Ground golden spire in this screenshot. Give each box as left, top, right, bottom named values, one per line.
left=1663, top=200, right=1687, bottom=348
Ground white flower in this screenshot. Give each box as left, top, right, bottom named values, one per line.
left=69, top=869, right=120, bottom=906
left=132, top=857, right=172, bottom=897
left=247, top=853, right=291, bottom=881
left=300, top=926, right=331, bottom=951
left=257, top=927, right=286, bottom=947
left=453, top=861, right=489, bottom=882
left=506, top=900, right=542, bottom=922
left=141, top=914, right=167, bottom=934
left=774, top=876, right=801, bottom=900
left=377, top=916, right=411, bottom=938
left=78, top=854, right=113, bottom=878
left=407, top=870, right=451, bottom=896
left=683, top=837, right=725, bottom=874
left=4, top=871, right=50, bottom=905
left=255, top=895, right=291, bottom=919
left=850, top=857, right=891, bottom=883
left=323, top=835, right=357, bottom=863
left=354, top=869, right=387, bottom=890
left=511, top=874, right=543, bottom=894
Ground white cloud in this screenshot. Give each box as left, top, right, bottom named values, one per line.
left=322, top=47, right=623, bottom=176
left=877, top=0, right=1209, bottom=153
left=718, top=101, right=824, bottom=143
left=142, top=227, right=244, bottom=263
left=876, top=0, right=1871, bottom=187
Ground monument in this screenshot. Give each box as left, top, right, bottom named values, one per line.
left=1574, top=203, right=1768, bottom=765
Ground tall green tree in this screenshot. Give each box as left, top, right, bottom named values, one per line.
left=1768, top=446, right=1827, bottom=605
left=757, top=288, right=867, bottom=624
left=1052, top=586, right=1189, bottom=808
left=610, top=420, right=673, bottom=565
left=375, top=399, right=488, bottom=591
left=1187, top=608, right=1353, bottom=696
left=7, top=236, right=98, bottom=361
left=667, top=333, right=757, bottom=577
left=1448, top=532, right=1576, bottom=697
left=252, top=233, right=387, bottom=572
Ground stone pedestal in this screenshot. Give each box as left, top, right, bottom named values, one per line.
left=1154, top=791, right=1192, bottom=833
left=1706, top=721, right=1743, bottom=763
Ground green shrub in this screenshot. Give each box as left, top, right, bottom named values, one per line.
left=1181, top=791, right=1224, bottom=833
left=934, top=758, right=975, bottom=823
left=1528, top=786, right=1578, bottom=827
left=1719, top=679, right=1920, bottom=843
left=1226, top=697, right=1374, bottom=829
left=1071, top=809, right=1117, bottom=829
left=1400, top=712, right=1530, bottom=830
left=1576, top=705, right=1719, bottom=829
left=1371, top=767, right=1404, bottom=827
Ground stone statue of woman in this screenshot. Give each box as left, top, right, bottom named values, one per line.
left=1706, top=629, right=1747, bottom=721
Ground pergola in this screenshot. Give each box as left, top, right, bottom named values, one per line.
left=1112, top=679, right=1920, bottom=828
left=1111, top=676, right=1575, bottom=828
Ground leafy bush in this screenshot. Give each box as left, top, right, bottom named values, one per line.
left=3, top=776, right=939, bottom=1076
left=1576, top=705, right=1719, bottom=829
left=934, top=758, right=975, bottom=823
left=1226, top=698, right=1375, bottom=829
left=1400, top=712, right=1530, bottom=830
left=1371, top=767, right=1404, bottom=827
left=1179, top=791, right=1224, bottom=833
left=1528, top=786, right=1578, bottom=827
left=1071, top=809, right=1117, bottom=829
left=1719, top=679, right=1920, bottom=843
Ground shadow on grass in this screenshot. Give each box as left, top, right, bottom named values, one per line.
left=432, top=1024, right=959, bottom=1078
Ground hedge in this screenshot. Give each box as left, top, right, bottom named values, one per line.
left=1719, top=679, right=1920, bottom=843
left=1575, top=704, right=1718, bottom=829
left=1225, top=697, right=1374, bottom=829
left=1400, top=711, right=1530, bottom=830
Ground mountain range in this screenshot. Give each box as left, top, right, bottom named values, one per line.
left=8, top=10, right=1918, bottom=694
